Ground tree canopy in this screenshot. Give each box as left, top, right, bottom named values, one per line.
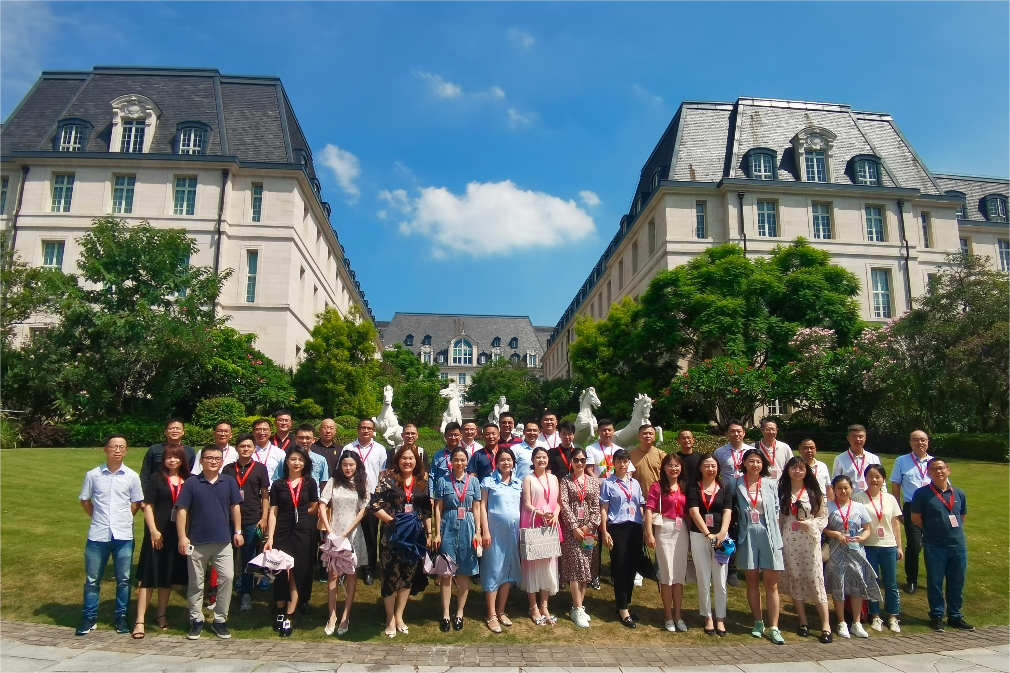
left=376, top=344, right=444, bottom=427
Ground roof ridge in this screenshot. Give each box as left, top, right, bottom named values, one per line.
left=934, top=172, right=1010, bottom=182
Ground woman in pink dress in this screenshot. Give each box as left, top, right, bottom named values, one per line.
left=520, top=447, right=560, bottom=625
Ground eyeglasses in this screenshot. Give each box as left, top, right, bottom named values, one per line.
left=202, top=456, right=223, bottom=462
left=214, top=429, right=231, bottom=433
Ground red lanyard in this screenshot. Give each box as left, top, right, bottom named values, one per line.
left=234, top=461, right=254, bottom=490
left=791, top=486, right=806, bottom=507
left=558, top=448, right=572, bottom=472
left=837, top=500, right=853, bottom=532
left=484, top=446, right=497, bottom=470
left=746, top=476, right=761, bottom=509
left=575, top=475, right=588, bottom=503
left=288, top=478, right=303, bottom=510
left=732, top=449, right=745, bottom=472
left=358, top=442, right=375, bottom=465
left=760, top=440, right=777, bottom=467
left=168, top=478, right=182, bottom=504
left=542, top=433, right=560, bottom=449
left=930, top=484, right=955, bottom=512
left=911, top=453, right=929, bottom=480
left=848, top=450, right=866, bottom=478
left=701, top=482, right=719, bottom=511
left=537, top=474, right=552, bottom=503
left=615, top=476, right=634, bottom=503
left=404, top=477, right=414, bottom=497
left=253, top=446, right=276, bottom=465
left=867, top=492, right=884, bottom=521
left=663, top=487, right=682, bottom=518
left=452, top=473, right=471, bottom=505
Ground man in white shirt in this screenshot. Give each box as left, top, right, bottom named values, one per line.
left=460, top=420, right=483, bottom=457
left=890, top=429, right=933, bottom=595
left=77, top=434, right=144, bottom=636
left=250, top=419, right=284, bottom=487
left=194, top=421, right=237, bottom=468
left=798, top=438, right=832, bottom=501
left=344, top=418, right=386, bottom=585
left=535, top=410, right=561, bottom=450
left=831, top=424, right=880, bottom=494
left=585, top=419, right=632, bottom=479
left=712, top=422, right=754, bottom=488
left=511, top=421, right=539, bottom=483
left=755, top=419, right=793, bottom=480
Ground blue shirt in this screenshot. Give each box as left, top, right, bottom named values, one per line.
left=910, top=483, right=967, bottom=549
left=80, top=463, right=144, bottom=542
left=511, top=442, right=534, bottom=483
left=600, top=474, right=645, bottom=525
left=273, top=450, right=328, bottom=488
left=435, top=473, right=482, bottom=511
left=428, top=447, right=453, bottom=497
left=176, top=472, right=243, bottom=546
left=890, top=452, right=933, bottom=503
left=466, top=445, right=499, bottom=482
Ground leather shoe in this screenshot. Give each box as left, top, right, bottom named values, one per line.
left=948, top=617, right=975, bottom=631
left=904, top=582, right=916, bottom=594
left=930, top=617, right=946, bottom=632
left=363, top=570, right=375, bottom=586
left=453, top=616, right=464, bottom=631
left=797, top=624, right=809, bottom=637
left=620, top=615, right=636, bottom=629
left=439, top=618, right=451, bottom=633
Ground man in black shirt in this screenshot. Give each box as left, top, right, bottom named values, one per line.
left=270, top=409, right=293, bottom=453
left=221, top=433, right=269, bottom=612
left=140, top=418, right=196, bottom=492
left=311, top=419, right=341, bottom=477
left=676, top=429, right=704, bottom=484
left=547, top=421, right=578, bottom=479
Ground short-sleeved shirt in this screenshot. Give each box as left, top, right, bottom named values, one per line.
left=585, top=442, right=632, bottom=478
left=686, top=480, right=734, bottom=534
left=831, top=449, right=881, bottom=493
left=252, top=444, right=285, bottom=487
left=600, top=474, right=645, bottom=525
left=646, top=482, right=687, bottom=520
left=435, top=473, right=482, bottom=511
left=808, top=460, right=831, bottom=498
left=222, top=460, right=270, bottom=526
left=273, top=450, right=328, bottom=488
left=712, top=443, right=754, bottom=487
left=547, top=446, right=577, bottom=479
left=535, top=432, right=563, bottom=451
left=80, top=464, right=144, bottom=542
left=428, top=448, right=454, bottom=497
left=345, top=440, right=387, bottom=495
left=466, top=445, right=498, bottom=482
left=676, top=451, right=704, bottom=483
left=910, top=484, right=967, bottom=548
left=176, top=472, right=243, bottom=545
left=853, top=491, right=903, bottom=547
left=193, top=445, right=237, bottom=470
left=629, top=446, right=664, bottom=496
left=890, top=452, right=933, bottom=503
left=460, top=440, right=483, bottom=458
left=754, top=440, right=793, bottom=480
left=311, top=441, right=343, bottom=479
left=826, top=500, right=873, bottom=537
left=511, top=442, right=535, bottom=483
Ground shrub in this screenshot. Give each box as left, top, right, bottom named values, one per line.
left=335, top=415, right=361, bottom=431
left=932, top=434, right=1008, bottom=463
left=67, top=420, right=166, bottom=447
left=192, top=397, right=246, bottom=429
left=184, top=424, right=213, bottom=447
left=292, top=398, right=324, bottom=421
left=232, top=416, right=273, bottom=435
left=19, top=422, right=71, bottom=447
left=0, top=414, right=21, bottom=449
left=417, top=427, right=443, bottom=442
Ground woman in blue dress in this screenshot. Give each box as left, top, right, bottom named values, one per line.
left=433, top=447, right=482, bottom=633
left=478, top=446, right=522, bottom=633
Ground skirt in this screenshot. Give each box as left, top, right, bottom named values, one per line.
left=654, top=518, right=690, bottom=585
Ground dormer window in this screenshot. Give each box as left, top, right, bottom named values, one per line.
left=404, top=334, right=414, bottom=346
left=945, top=190, right=967, bottom=219
left=744, top=148, right=777, bottom=180
left=633, top=196, right=642, bottom=216
left=477, top=352, right=489, bottom=365
left=509, top=337, right=519, bottom=349
left=53, top=118, right=93, bottom=152
left=791, top=126, right=836, bottom=183
left=509, top=353, right=521, bottom=364
left=491, top=336, right=501, bottom=348
left=986, top=195, right=1008, bottom=222
left=175, top=122, right=210, bottom=155
left=651, top=170, right=660, bottom=191
left=852, top=155, right=882, bottom=186
left=110, top=94, right=160, bottom=155
left=422, top=334, right=432, bottom=346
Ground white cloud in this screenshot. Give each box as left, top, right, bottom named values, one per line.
left=579, top=190, right=602, bottom=207
left=413, top=69, right=462, bottom=99
left=632, top=83, right=664, bottom=108
left=486, top=86, right=506, bottom=100
left=1, top=3, right=58, bottom=114
left=508, top=108, right=535, bottom=128
left=509, top=28, right=535, bottom=49
left=389, top=181, right=595, bottom=257
left=319, top=144, right=361, bottom=202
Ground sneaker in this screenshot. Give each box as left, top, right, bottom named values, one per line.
left=187, top=620, right=204, bottom=640
left=208, top=622, right=231, bottom=639
left=727, top=573, right=740, bottom=587
left=750, top=620, right=764, bottom=638
left=888, top=616, right=901, bottom=633
left=837, top=622, right=850, bottom=638
left=570, top=607, right=589, bottom=629
left=675, top=619, right=689, bottom=632
left=664, top=619, right=676, bottom=632
left=930, top=617, right=946, bottom=632
left=114, top=616, right=130, bottom=634
left=633, top=573, right=643, bottom=587
left=767, top=627, right=785, bottom=645
left=75, top=619, right=97, bottom=636
left=851, top=622, right=869, bottom=638
left=258, top=576, right=271, bottom=591
left=870, top=616, right=884, bottom=632
left=240, top=594, right=252, bottom=611
left=589, top=577, right=601, bottom=590
left=948, top=617, right=975, bottom=631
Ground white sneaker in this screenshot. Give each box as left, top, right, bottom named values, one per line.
left=664, top=620, right=677, bottom=632
left=888, top=616, right=901, bottom=633
left=837, top=622, right=851, bottom=638
left=570, top=607, right=589, bottom=628
left=633, top=573, right=643, bottom=587
left=870, top=616, right=884, bottom=631
left=851, top=622, right=869, bottom=638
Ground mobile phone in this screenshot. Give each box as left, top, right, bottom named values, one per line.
left=186, top=543, right=194, bottom=556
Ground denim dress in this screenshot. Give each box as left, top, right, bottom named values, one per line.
left=436, top=473, right=482, bottom=576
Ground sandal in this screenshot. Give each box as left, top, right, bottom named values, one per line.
left=486, top=616, right=502, bottom=633
left=156, top=614, right=170, bottom=630
left=528, top=608, right=547, bottom=626
left=497, top=613, right=513, bottom=627
left=131, top=622, right=145, bottom=640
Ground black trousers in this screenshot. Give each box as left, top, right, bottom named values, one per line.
left=609, top=522, right=644, bottom=610
left=903, top=502, right=923, bottom=584
left=360, top=509, right=379, bottom=571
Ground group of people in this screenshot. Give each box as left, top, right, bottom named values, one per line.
left=77, top=410, right=973, bottom=644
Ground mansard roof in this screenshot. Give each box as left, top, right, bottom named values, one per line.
left=934, top=173, right=1010, bottom=223
left=379, top=313, right=551, bottom=359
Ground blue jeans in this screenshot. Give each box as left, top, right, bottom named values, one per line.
left=82, top=538, right=134, bottom=621
left=236, top=523, right=260, bottom=595
left=923, top=544, right=966, bottom=620
left=864, top=545, right=900, bottom=616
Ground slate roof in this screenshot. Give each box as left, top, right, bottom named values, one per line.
left=934, top=174, right=1010, bottom=223
left=379, top=313, right=551, bottom=363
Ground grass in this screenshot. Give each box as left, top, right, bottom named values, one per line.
left=1, top=447, right=1006, bottom=645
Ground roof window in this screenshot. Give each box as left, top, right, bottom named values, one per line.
left=110, top=94, right=160, bottom=154
left=174, top=122, right=210, bottom=155
left=743, top=148, right=777, bottom=180
left=53, top=118, right=93, bottom=152
left=851, top=155, right=882, bottom=186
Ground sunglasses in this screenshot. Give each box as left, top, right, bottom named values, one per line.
left=571, top=458, right=587, bottom=464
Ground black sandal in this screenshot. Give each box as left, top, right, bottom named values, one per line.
left=131, top=622, right=145, bottom=639
left=156, top=615, right=169, bottom=630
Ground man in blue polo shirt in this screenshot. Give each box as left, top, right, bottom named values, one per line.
left=429, top=421, right=462, bottom=497
left=910, top=458, right=972, bottom=633
left=176, top=445, right=244, bottom=640
left=467, top=423, right=500, bottom=482
left=77, top=434, right=144, bottom=636
left=890, top=429, right=933, bottom=594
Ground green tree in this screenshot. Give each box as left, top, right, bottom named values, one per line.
left=293, top=306, right=380, bottom=419
left=193, top=327, right=296, bottom=416
left=0, top=232, right=72, bottom=348
left=377, top=344, right=444, bottom=427
left=467, top=359, right=552, bottom=425
left=665, top=357, right=776, bottom=430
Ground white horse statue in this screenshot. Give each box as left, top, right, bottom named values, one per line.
left=488, top=395, right=509, bottom=427
left=574, top=387, right=600, bottom=448
left=372, top=384, right=404, bottom=448
left=613, top=393, right=664, bottom=448
left=514, top=423, right=524, bottom=440
left=439, top=380, right=463, bottom=434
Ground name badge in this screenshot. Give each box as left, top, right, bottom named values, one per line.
left=170, top=506, right=177, bottom=522
left=704, top=514, right=714, bottom=527
left=627, top=505, right=636, bottom=516
left=577, top=506, right=586, bottom=519
left=404, top=503, right=413, bottom=514
left=877, top=526, right=886, bottom=538
left=457, top=507, right=466, bottom=520
left=949, top=515, right=959, bottom=528
left=769, top=468, right=779, bottom=479
left=750, top=509, right=760, bottom=524
left=791, top=521, right=799, bottom=531
left=857, top=480, right=867, bottom=491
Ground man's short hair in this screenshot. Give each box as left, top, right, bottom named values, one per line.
left=443, top=422, right=461, bottom=435
left=540, top=409, right=557, bottom=420
left=273, top=408, right=292, bottom=419
left=165, top=417, right=185, bottom=430
left=499, top=412, right=515, bottom=423
left=252, top=418, right=272, bottom=430
left=483, top=422, right=500, bottom=431
left=638, top=424, right=655, bottom=434
left=201, top=444, right=224, bottom=456
left=727, top=422, right=745, bottom=431
left=760, top=417, right=777, bottom=429
left=234, top=432, right=254, bottom=446
left=558, top=420, right=576, bottom=434
left=358, top=418, right=375, bottom=430
left=927, top=457, right=947, bottom=468
left=598, top=418, right=614, bottom=429
left=214, top=420, right=233, bottom=429
left=524, top=420, right=540, bottom=430
left=678, top=428, right=694, bottom=437
left=297, top=423, right=315, bottom=435
left=847, top=424, right=867, bottom=434
left=462, top=419, right=477, bottom=427
left=104, top=433, right=128, bottom=447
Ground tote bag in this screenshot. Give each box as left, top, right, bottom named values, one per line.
left=519, top=513, right=561, bottom=561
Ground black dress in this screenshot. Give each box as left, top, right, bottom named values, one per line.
left=270, top=477, right=319, bottom=606
left=370, top=475, right=431, bottom=598
left=136, top=475, right=188, bottom=588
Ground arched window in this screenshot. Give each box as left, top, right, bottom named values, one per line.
left=851, top=155, right=882, bottom=186
left=452, top=339, right=473, bottom=365
left=422, top=334, right=432, bottom=346
left=174, top=122, right=211, bottom=155
left=53, top=118, right=93, bottom=152
left=509, top=337, right=519, bottom=349
left=509, top=353, right=521, bottom=364
left=404, top=334, right=414, bottom=346
left=477, top=352, right=489, bottom=365
left=744, top=148, right=778, bottom=180
left=491, top=336, right=501, bottom=348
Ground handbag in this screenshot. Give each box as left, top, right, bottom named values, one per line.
left=520, top=513, right=561, bottom=561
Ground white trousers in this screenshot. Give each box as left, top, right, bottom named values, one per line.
left=690, top=531, right=728, bottom=619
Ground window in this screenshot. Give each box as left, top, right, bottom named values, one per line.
left=750, top=153, right=774, bottom=180
left=618, top=259, right=625, bottom=289
left=436, top=352, right=447, bottom=365
left=491, top=336, right=501, bottom=348
left=955, top=202, right=966, bottom=219
left=986, top=196, right=1008, bottom=222
left=855, top=159, right=880, bottom=186
left=597, top=293, right=603, bottom=318
left=112, top=176, right=136, bottom=214
left=477, top=353, right=489, bottom=365
left=42, top=241, right=65, bottom=269
left=120, top=120, right=146, bottom=153
left=458, top=373, right=467, bottom=385
left=51, top=174, right=74, bottom=212
left=812, top=203, right=831, bottom=239
left=804, top=150, right=827, bottom=183
left=245, top=250, right=258, bottom=302
left=505, top=337, right=516, bottom=349
left=528, top=353, right=538, bottom=367
left=452, top=339, right=473, bottom=365
left=926, top=273, right=938, bottom=294
left=422, top=335, right=432, bottom=346
left=173, top=177, right=197, bottom=215
left=757, top=201, right=777, bottom=237
left=633, top=197, right=641, bottom=217
left=423, top=352, right=432, bottom=365
left=178, top=127, right=205, bottom=155
left=871, top=269, right=892, bottom=319
left=606, top=279, right=612, bottom=307
left=440, top=372, right=449, bottom=380
left=766, top=399, right=783, bottom=416
left=175, top=253, right=191, bottom=298
left=1, top=176, right=8, bottom=214
left=404, top=334, right=414, bottom=346
left=60, top=125, right=84, bottom=152
left=631, top=241, right=639, bottom=274
left=648, top=220, right=656, bottom=255
left=920, top=212, right=931, bottom=248
left=695, top=202, right=707, bottom=238
left=865, top=206, right=884, bottom=242
left=998, top=240, right=1010, bottom=272
left=509, top=353, right=521, bottom=364
left=252, top=184, right=263, bottom=222
left=960, top=238, right=971, bottom=255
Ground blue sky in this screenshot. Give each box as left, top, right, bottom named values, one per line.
left=3, top=2, right=1008, bottom=328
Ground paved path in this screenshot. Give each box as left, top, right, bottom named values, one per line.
left=1, top=620, right=1007, bottom=672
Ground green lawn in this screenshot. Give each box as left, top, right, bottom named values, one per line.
left=1, top=447, right=1005, bottom=645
